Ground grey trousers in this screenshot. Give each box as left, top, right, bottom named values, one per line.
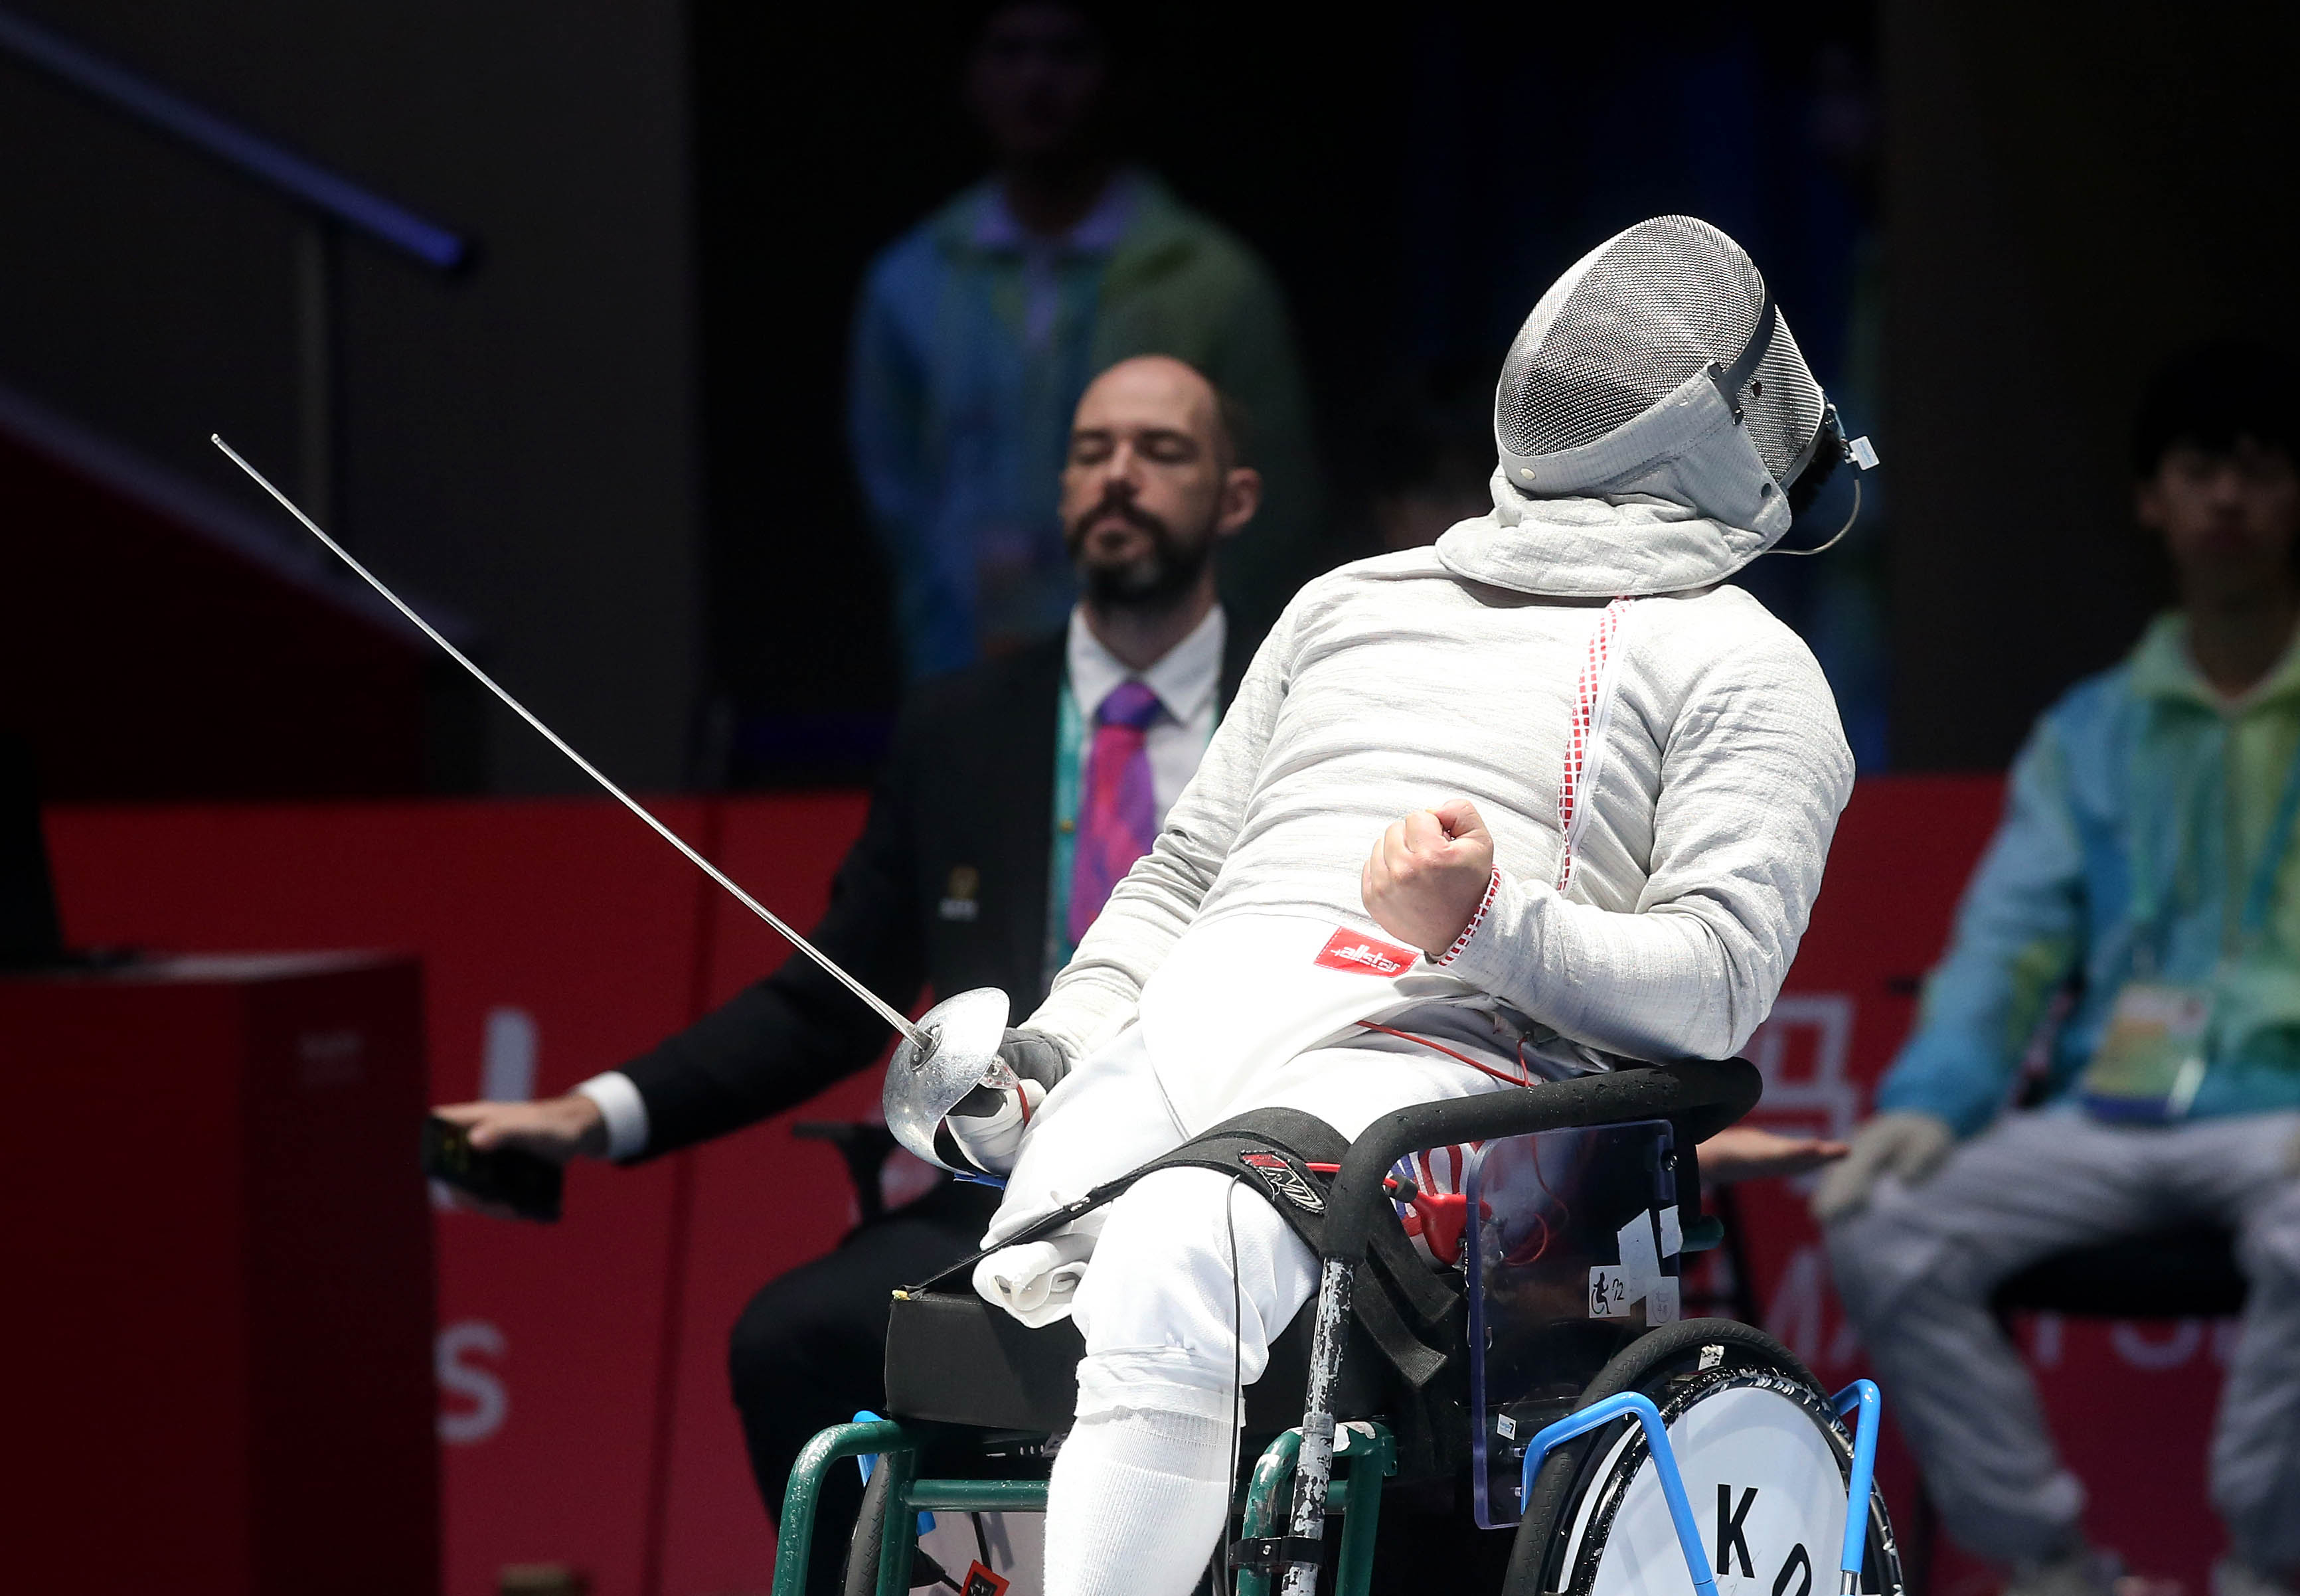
left=1825, top=1107, right=2300, bottom=1568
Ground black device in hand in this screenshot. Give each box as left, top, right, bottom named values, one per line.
left=421, top=1115, right=564, bottom=1222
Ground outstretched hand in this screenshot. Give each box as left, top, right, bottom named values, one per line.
left=1694, top=1125, right=1850, bottom=1186
left=1361, top=799, right=1496, bottom=957
left=428, top=1096, right=604, bottom=1219
left=434, top=1095, right=606, bottom=1164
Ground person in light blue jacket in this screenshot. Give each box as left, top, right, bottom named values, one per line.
left=847, top=1, right=1319, bottom=682
left=1823, top=343, right=2300, bottom=1596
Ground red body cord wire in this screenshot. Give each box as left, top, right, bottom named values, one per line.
left=1353, top=1019, right=1532, bottom=1087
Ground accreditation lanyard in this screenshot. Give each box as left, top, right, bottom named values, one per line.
left=2125, top=723, right=2300, bottom=973
left=1042, top=678, right=1089, bottom=985
left=2086, top=714, right=2300, bottom=1122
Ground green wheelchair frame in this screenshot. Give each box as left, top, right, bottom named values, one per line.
left=774, top=1415, right=1396, bottom=1596
left=771, top=1058, right=1760, bottom=1596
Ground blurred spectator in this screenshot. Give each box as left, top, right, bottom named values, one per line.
left=436, top=356, right=1262, bottom=1587
left=848, top=0, right=1319, bottom=680
left=1817, top=344, right=2300, bottom=1596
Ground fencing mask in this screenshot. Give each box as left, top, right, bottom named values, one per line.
left=1490, top=216, right=1868, bottom=558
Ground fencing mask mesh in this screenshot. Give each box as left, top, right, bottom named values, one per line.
left=1495, top=216, right=1827, bottom=487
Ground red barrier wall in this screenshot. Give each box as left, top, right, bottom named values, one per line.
left=44, top=796, right=853, bottom=1596
left=5, top=954, right=436, bottom=1595
left=1718, top=777, right=2230, bottom=1596
left=43, top=779, right=2234, bottom=1596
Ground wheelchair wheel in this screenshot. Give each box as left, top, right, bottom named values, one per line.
left=1509, top=1318, right=1902, bottom=1596
left=841, top=1462, right=1005, bottom=1596
left=841, top=1461, right=894, bottom=1596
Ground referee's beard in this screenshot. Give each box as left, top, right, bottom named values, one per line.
left=1063, top=489, right=1218, bottom=615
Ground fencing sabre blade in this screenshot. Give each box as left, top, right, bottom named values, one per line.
left=212, top=436, right=1010, bottom=1168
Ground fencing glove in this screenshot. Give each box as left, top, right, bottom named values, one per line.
left=1810, top=1111, right=1955, bottom=1224
left=944, top=1028, right=1072, bottom=1176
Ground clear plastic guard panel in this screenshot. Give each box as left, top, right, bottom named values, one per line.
left=1465, top=1117, right=1679, bottom=1530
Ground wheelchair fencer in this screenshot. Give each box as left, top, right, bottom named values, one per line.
left=770, top=1056, right=1903, bottom=1596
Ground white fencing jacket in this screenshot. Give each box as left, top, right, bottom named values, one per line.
left=1020, top=476, right=1855, bottom=1136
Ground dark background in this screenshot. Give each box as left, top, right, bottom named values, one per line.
left=1, top=1, right=2294, bottom=796
left=0, top=0, right=702, bottom=797
left=1884, top=1, right=2300, bottom=765
left=689, top=3, right=1883, bottom=776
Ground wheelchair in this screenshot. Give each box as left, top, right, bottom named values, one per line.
left=772, top=1058, right=1904, bottom=1596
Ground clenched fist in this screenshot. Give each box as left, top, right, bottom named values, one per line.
left=1361, top=799, right=1497, bottom=957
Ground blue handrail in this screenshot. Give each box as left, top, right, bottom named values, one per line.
left=1522, top=1380, right=1888, bottom=1596
left=1523, top=1392, right=1719, bottom=1596
left=1831, top=1380, right=1882, bottom=1594
left=0, top=5, right=468, bottom=270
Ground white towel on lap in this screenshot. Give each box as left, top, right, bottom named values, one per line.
left=973, top=1232, right=1099, bottom=1327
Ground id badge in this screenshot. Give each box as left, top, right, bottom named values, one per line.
left=2079, top=982, right=2211, bottom=1123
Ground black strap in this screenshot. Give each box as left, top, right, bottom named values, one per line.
left=904, top=1107, right=1357, bottom=1293
left=1127, top=1108, right=1459, bottom=1335
left=1364, top=1208, right=1459, bottom=1329
left=1128, top=1111, right=1463, bottom=1392
left=1349, top=1271, right=1450, bottom=1388
left=1778, top=398, right=1844, bottom=489
left=904, top=1188, right=1111, bottom=1295
left=1227, top=1536, right=1325, bottom=1573
left=1710, top=293, right=1777, bottom=420
left=900, top=1107, right=1467, bottom=1398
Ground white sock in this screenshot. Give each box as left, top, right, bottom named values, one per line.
left=1043, top=1406, right=1233, bottom=1596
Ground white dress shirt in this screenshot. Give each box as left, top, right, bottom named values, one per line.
left=576, top=602, right=1229, bottom=1160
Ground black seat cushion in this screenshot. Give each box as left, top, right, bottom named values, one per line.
left=1992, top=1225, right=2246, bottom=1318
left=884, top=1289, right=1390, bottom=1434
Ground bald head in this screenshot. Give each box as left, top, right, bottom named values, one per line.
left=1077, top=355, right=1236, bottom=462
left=1060, top=357, right=1262, bottom=613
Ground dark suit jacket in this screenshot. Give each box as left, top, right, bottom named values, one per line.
left=619, top=621, right=1257, bottom=1157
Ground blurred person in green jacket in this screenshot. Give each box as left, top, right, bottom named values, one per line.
left=1821, top=343, right=2300, bottom=1596
left=848, top=0, right=1321, bottom=680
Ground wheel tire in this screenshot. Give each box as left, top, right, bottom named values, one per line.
left=840, top=1460, right=894, bottom=1596
left=1505, top=1318, right=1902, bottom=1596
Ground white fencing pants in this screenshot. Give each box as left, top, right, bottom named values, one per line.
left=983, top=1026, right=1507, bottom=1596
left=1825, top=1107, right=2300, bottom=1568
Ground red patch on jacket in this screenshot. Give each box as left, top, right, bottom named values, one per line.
left=1313, top=927, right=1419, bottom=976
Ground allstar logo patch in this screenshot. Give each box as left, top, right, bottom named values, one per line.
left=1241, top=1150, right=1326, bottom=1213
left=1313, top=927, right=1418, bottom=976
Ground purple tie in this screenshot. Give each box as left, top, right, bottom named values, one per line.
left=1068, top=679, right=1164, bottom=943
